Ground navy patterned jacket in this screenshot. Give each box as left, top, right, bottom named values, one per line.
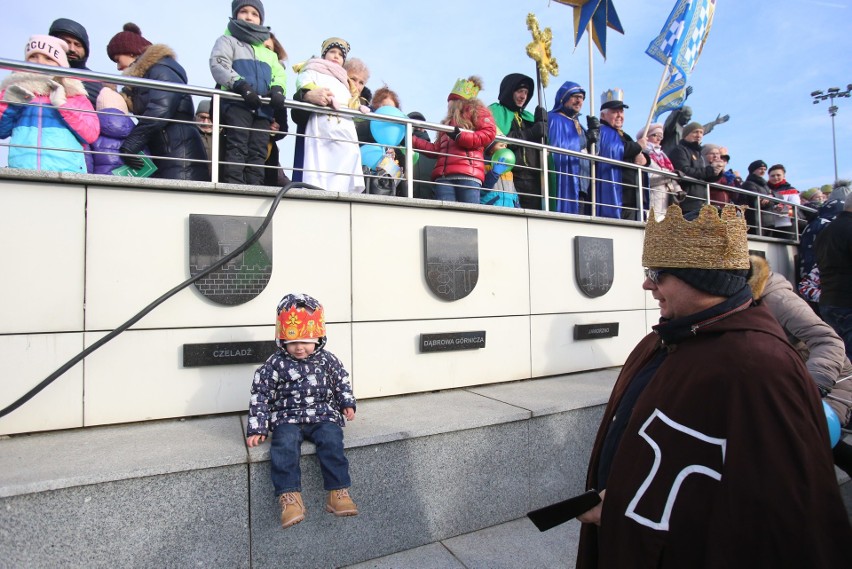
left=246, top=339, right=355, bottom=436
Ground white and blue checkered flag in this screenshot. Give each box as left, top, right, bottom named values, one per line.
left=646, top=0, right=717, bottom=120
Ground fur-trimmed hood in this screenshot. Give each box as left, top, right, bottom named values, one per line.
left=120, top=44, right=184, bottom=112
left=121, top=44, right=179, bottom=79
left=747, top=255, right=771, bottom=300
left=1, top=72, right=86, bottom=98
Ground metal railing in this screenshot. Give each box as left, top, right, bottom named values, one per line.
left=0, top=57, right=814, bottom=240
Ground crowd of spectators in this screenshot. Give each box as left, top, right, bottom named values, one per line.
left=0, top=5, right=837, bottom=224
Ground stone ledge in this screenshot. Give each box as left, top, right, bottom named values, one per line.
left=0, top=369, right=620, bottom=498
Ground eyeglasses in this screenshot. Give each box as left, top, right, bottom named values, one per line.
left=644, top=268, right=667, bottom=284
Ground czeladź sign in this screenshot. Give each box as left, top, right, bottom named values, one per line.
left=420, top=331, right=486, bottom=353
left=574, top=323, right=619, bottom=341
left=183, top=341, right=277, bottom=367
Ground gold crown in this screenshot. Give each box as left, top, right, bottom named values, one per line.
left=449, top=78, right=480, bottom=100
left=642, top=204, right=750, bottom=270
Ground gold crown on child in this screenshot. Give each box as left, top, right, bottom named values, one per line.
left=449, top=78, right=480, bottom=101
left=642, top=204, right=750, bottom=270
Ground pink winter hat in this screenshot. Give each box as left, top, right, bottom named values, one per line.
left=96, top=87, right=129, bottom=113
left=25, top=35, right=69, bottom=67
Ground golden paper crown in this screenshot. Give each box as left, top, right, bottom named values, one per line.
left=642, top=204, right=750, bottom=270
left=448, top=78, right=480, bottom=101
left=276, top=304, right=326, bottom=343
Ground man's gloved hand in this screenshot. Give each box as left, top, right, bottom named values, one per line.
left=586, top=115, right=600, bottom=147
left=269, top=85, right=286, bottom=110
left=533, top=105, right=548, bottom=139
left=448, top=126, right=461, bottom=141
left=119, top=146, right=144, bottom=170
left=234, top=80, right=261, bottom=110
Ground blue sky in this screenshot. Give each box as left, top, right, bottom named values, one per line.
left=3, top=0, right=851, bottom=189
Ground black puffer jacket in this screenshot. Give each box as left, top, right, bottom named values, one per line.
left=120, top=44, right=207, bottom=181
left=490, top=73, right=546, bottom=208
left=668, top=139, right=718, bottom=212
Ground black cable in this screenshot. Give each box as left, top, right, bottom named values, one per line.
left=0, top=182, right=318, bottom=419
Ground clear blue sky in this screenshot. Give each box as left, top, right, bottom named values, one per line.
left=3, top=0, right=851, bottom=189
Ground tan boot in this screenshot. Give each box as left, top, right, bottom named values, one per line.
left=279, top=492, right=305, bottom=528
left=326, top=488, right=358, bottom=516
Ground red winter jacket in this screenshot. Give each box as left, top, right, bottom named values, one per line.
left=413, top=106, right=496, bottom=183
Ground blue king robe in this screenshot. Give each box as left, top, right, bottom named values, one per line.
left=548, top=111, right=590, bottom=214
left=596, top=123, right=626, bottom=219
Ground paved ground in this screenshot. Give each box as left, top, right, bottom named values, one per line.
left=343, top=516, right=581, bottom=569
left=346, top=462, right=852, bottom=569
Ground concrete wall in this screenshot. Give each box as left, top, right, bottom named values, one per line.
left=0, top=174, right=797, bottom=435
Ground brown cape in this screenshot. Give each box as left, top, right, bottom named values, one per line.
left=577, top=301, right=851, bottom=568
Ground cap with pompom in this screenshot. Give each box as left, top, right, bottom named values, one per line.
left=106, top=23, right=151, bottom=62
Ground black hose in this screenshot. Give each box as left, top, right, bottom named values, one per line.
left=0, top=182, right=317, bottom=419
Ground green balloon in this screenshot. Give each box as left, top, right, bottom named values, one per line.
left=491, top=147, right=516, bottom=174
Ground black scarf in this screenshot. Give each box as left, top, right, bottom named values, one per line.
left=227, top=18, right=270, bottom=45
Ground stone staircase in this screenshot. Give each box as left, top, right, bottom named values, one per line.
left=2, top=368, right=849, bottom=569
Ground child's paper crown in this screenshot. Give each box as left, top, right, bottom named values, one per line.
left=448, top=78, right=480, bottom=101
left=276, top=304, right=326, bottom=343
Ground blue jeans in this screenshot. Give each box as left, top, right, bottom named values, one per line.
left=821, top=304, right=852, bottom=362
left=270, top=422, right=351, bottom=495
left=434, top=178, right=482, bottom=204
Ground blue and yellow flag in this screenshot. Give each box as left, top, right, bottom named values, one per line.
left=646, top=0, right=717, bottom=120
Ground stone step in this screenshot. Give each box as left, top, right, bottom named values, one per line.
left=0, top=369, right=618, bottom=568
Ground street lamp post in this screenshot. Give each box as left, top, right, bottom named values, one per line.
left=811, top=85, right=852, bottom=182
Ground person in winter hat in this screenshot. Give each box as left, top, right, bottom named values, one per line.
left=210, top=0, right=288, bottom=185
left=246, top=293, right=358, bottom=529
left=291, top=36, right=366, bottom=193
left=48, top=18, right=103, bottom=107
left=90, top=87, right=136, bottom=175
left=574, top=204, right=852, bottom=567
left=0, top=35, right=99, bottom=173
left=106, top=23, right=207, bottom=181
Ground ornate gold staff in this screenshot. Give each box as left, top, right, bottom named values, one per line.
left=526, top=13, right=559, bottom=117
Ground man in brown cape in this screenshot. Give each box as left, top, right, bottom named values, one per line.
left=576, top=204, right=852, bottom=568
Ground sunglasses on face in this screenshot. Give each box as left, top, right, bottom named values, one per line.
left=644, top=268, right=667, bottom=284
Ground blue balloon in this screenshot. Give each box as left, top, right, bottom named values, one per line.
left=360, top=145, right=383, bottom=169
left=823, top=400, right=842, bottom=448
left=370, top=105, right=406, bottom=147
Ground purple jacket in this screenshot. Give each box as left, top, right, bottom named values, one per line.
left=91, top=108, right=135, bottom=175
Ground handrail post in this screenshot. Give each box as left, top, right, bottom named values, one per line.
left=404, top=123, right=414, bottom=199
left=211, top=93, right=221, bottom=184
left=541, top=146, right=549, bottom=212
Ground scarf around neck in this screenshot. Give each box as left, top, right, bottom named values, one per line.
left=227, top=18, right=270, bottom=45
left=301, top=57, right=349, bottom=87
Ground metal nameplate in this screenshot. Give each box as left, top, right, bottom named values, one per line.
left=420, top=331, right=486, bottom=353
left=574, top=323, right=619, bottom=340
left=182, top=341, right=277, bottom=367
